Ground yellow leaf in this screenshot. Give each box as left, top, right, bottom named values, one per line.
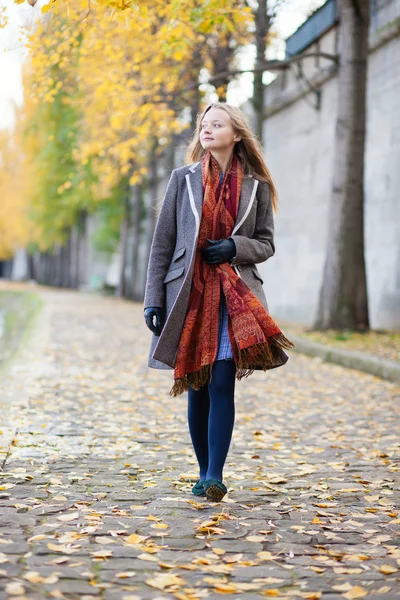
left=23, top=571, right=43, bottom=583
left=342, top=586, right=368, bottom=599
left=46, top=543, right=80, bottom=554
left=115, top=571, right=136, bottom=578
left=57, top=512, right=79, bottom=522
left=212, top=547, right=226, bottom=555
left=257, top=551, right=276, bottom=561
left=90, top=550, right=113, bottom=559
left=262, top=590, right=280, bottom=597
left=137, top=553, right=158, bottom=562
left=158, top=561, right=175, bottom=569
left=379, top=564, right=398, bottom=574
left=5, top=582, right=26, bottom=595
left=204, top=564, right=232, bottom=574
left=213, top=583, right=239, bottom=593
left=151, top=522, right=169, bottom=529
left=223, top=553, right=243, bottom=563
left=333, top=583, right=353, bottom=592
left=124, top=533, right=147, bottom=545
left=145, top=573, right=185, bottom=590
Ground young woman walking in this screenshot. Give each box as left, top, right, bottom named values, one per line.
left=144, top=102, right=294, bottom=502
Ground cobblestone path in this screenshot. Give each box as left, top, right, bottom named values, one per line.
left=0, top=287, right=399, bottom=600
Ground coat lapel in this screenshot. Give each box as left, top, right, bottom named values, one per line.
left=187, top=161, right=257, bottom=235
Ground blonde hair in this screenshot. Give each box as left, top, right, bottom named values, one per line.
left=185, top=102, right=278, bottom=212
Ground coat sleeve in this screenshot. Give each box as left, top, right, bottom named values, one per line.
left=144, top=169, right=178, bottom=309
left=229, top=180, right=275, bottom=265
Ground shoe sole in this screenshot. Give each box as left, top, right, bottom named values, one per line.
left=205, top=484, right=226, bottom=502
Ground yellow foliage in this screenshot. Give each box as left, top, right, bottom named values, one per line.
left=5, top=0, right=252, bottom=251
left=0, top=131, right=34, bottom=259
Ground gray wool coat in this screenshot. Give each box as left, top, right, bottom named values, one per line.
left=144, top=161, right=276, bottom=370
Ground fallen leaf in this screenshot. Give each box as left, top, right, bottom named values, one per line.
left=27, top=534, right=47, bottom=542
left=57, top=512, right=79, bottom=522
left=212, top=547, right=226, bottom=555
left=223, top=553, right=243, bottom=563
left=332, top=583, right=353, bottom=592
left=257, top=551, right=277, bottom=561
left=151, top=522, right=169, bottom=529
left=379, top=564, right=398, bottom=574
left=342, top=586, right=368, bottom=599
left=137, top=553, right=158, bottom=562
left=145, top=573, right=185, bottom=590
left=90, top=550, right=113, bottom=559
left=124, top=533, right=148, bottom=545
left=5, top=582, right=25, bottom=595
left=46, top=543, right=80, bottom=554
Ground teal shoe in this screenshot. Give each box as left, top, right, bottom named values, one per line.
left=192, top=479, right=206, bottom=496
left=203, top=478, right=228, bottom=502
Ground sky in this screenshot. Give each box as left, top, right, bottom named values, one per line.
left=0, top=0, right=326, bottom=130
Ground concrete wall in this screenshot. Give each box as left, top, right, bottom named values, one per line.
left=261, top=2, right=400, bottom=329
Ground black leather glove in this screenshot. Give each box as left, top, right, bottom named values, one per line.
left=144, top=307, right=165, bottom=336
left=201, top=238, right=236, bottom=265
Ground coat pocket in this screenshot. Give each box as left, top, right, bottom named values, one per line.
left=250, top=265, right=264, bottom=285
left=164, top=265, right=185, bottom=284
left=172, top=246, right=186, bottom=262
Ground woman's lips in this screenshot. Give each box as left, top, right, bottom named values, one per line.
left=203, top=137, right=214, bottom=140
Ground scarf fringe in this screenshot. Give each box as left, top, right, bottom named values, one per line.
left=169, top=362, right=214, bottom=397
left=169, top=333, right=295, bottom=397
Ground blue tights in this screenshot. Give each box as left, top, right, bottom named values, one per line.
left=187, top=360, right=236, bottom=482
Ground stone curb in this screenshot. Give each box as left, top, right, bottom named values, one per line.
left=289, top=334, right=400, bottom=384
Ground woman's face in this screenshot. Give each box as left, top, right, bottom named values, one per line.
left=200, top=108, right=241, bottom=152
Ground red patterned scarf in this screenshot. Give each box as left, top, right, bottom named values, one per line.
left=169, top=151, right=294, bottom=397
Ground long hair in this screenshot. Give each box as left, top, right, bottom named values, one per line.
left=185, top=102, right=278, bottom=212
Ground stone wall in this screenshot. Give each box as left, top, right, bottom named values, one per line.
left=261, top=1, right=400, bottom=329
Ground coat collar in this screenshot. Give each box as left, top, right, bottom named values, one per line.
left=186, top=161, right=257, bottom=236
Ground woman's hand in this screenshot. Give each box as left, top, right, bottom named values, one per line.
left=144, top=307, right=165, bottom=336
left=201, top=238, right=236, bottom=265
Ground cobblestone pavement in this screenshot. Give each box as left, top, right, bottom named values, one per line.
left=0, top=287, right=399, bottom=600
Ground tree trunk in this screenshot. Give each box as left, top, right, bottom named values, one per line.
left=79, top=211, right=88, bottom=289
left=69, top=227, right=78, bottom=289
left=314, top=0, right=369, bottom=330
left=61, top=237, right=70, bottom=288
left=143, top=140, right=159, bottom=301
left=27, top=253, right=35, bottom=280
left=131, top=184, right=142, bottom=301
left=253, top=0, right=269, bottom=143
left=117, top=193, right=130, bottom=298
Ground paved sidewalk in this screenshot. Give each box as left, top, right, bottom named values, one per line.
left=0, top=286, right=399, bottom=600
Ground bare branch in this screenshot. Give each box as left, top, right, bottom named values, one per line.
left=204, top=51, right=338, bottom=85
